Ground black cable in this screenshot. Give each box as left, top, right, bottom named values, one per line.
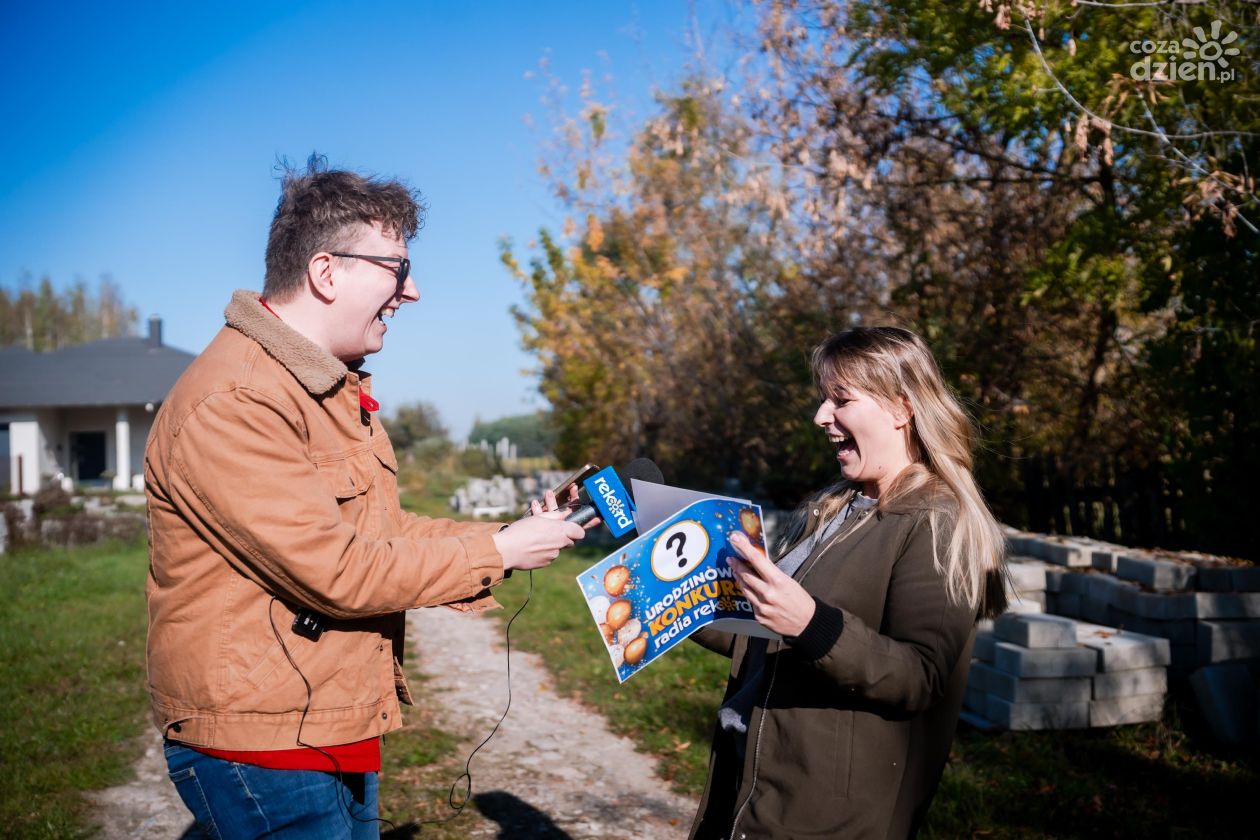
left=268, top=597, right=396, bottom=834
left=419, top=568, right=535, bottom=829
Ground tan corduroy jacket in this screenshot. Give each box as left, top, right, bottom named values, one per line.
left=145, top=290, right=505, bottom=750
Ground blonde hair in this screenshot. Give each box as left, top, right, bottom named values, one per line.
left=775, top=326, right=1007, bottom=618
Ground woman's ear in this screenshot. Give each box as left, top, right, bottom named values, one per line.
left=894, top=396, right=913, bottom=429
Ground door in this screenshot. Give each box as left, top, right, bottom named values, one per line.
left=70, top=431, right=106, bottom=482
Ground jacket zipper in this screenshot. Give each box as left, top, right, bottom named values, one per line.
left=728, top=506, right=875, bottom=839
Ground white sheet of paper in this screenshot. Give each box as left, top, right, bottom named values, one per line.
left=630, top=478, right=751, bottom=535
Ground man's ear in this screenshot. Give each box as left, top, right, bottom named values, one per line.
left=307, top=252, right=337, bottom=303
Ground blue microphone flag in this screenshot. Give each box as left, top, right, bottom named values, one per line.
left=582, top=466, right=636, bottom=538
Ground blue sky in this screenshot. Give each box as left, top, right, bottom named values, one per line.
left=0, top=1, right=737, bottom=439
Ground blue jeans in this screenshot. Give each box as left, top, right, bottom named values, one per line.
left=164, top=740, right=380, bottom=839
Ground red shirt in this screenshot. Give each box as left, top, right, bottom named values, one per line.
left=192, top=738, right=381, bottom=772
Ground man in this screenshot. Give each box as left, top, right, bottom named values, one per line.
left=145, top=159, right=585, bottom=838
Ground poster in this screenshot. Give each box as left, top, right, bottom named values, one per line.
left=575, top=497, right=776, bottom=682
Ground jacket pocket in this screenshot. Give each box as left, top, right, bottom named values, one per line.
left=314, top=451, right=378, bottom=536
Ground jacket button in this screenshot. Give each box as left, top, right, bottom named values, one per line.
left=481, top=576, right=492, bottom=587
left=171, top=722, right=182, bottom=733
left=381, top=712, right=388, bottom=720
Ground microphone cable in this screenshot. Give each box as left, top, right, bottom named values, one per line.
left=419, top=567, right=535, bottom=828
left=268, top=597, right=397, bottom=835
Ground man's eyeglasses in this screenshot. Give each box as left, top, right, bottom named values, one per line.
left=329, top=252, right=411, bottom=291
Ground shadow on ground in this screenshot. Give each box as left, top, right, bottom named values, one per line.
left=381, top=791, right=573, bottom=839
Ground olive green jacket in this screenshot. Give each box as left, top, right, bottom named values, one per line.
left=690, top=495, right=977, bottom=839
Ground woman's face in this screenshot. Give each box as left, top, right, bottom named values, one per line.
left=813, top=382, right=914, bottom=498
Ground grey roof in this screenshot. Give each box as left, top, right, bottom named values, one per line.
left=0, top=336, right=196, bottom=409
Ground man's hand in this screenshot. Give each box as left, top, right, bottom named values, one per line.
left=494, top=509, right=586, bottom=572
left=727, top=530, right=817, bottom=637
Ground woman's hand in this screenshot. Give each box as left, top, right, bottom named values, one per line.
left=727, top=531, right=817, bottom=638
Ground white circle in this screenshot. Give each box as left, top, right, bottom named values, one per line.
left=650, top=520, right=709, bottom=581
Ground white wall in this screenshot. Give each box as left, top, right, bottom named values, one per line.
left=2, top=414, right=41, bottom=495
left=0, top=406, right=157, bottom=494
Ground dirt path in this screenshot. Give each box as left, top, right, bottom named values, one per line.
left=406, top=605, right=697, bottom=839
left=86, top=733, right=195, bottom=839
left=88, top=608, right=697, bottom=839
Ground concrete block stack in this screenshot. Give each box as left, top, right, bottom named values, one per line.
left=1004, top=556, right=1050, bottom=615
left=1044, top=552, right=1260, bottom=671
left=963, top=613, right=1169, bottom=730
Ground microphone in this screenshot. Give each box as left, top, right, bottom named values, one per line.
left=565, top=458, right=664, bottom=537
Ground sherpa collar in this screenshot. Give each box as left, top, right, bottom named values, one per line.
left=224, top=289, right=347, bottom=395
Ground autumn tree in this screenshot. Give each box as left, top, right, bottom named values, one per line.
left=509, top=0, right=1258, bottom=557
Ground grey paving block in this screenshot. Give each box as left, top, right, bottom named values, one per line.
left=1196, top=562, right=1260, bottom=592
left=986, top=695, right=1090, bottom=730
left=1081, top=596, right=1110, bottom=625
left=1006, top=597, right=1044, bottom=615
left=1045, top=569, right=1066, bottom=593
left=974, top=631, right=996, bottom=663
left=1059, top=572, right=1091, bottom=596
left=1232, top=567, right=1260, bottom=592
left=1075, top=622, right=1171, bottom=671
left=1196, top=566, right=1237, bottom=592
left=976, top=617, right=994, bottom=634
left=1006, top=560, right=1048, bottom=594
left=995, top=613, right=1079, bottom=649
left=1091, top=548, right=1119, bottom=573
left=1092, top=667, right=1167, bottom=700
left=1195, top=592, right=1260, bottom=620
left=1005, top=533, right=1033, bottom=556
left=1197, top=620, right=1260, bottom=663
left=1189, top=664, right=1259, bottom=745
left=993, top=641, right=1098, bottom=678
left=1108, top=612, right=1198, bottom=644
left=964, top=684, right=987, bottom=713
left=1030, top=538, right=1092, bottom=568
left=1116, top=554, right=1197, bottom=592
left=1054, top=592, right=1082, bottom=618
left=972, top=661, right=1092, bottom=703
left=1089, top=693, right=1165, bottom=727
left=1085, top=574, right=1140, bottom=609
left=1131, top=592, right=1196, bottom=620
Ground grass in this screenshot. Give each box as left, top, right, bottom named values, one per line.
left=377, top=673, right=475, bottom=839
left=0, top=537, right=150, bottom=839
left=486, top=548, right=1260, bottom=839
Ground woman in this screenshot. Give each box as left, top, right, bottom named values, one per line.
left=690, top=326, right=1006, bottom=839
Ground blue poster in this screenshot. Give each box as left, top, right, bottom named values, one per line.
left=575, top=498, right=772, bottom=682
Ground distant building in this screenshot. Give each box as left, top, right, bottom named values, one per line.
left=0, top=316, right=195, bottom=494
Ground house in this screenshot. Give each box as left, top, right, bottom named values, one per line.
left=0, top=317, right=196, bottom=493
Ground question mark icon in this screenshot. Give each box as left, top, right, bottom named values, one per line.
left=666, top=532, right=688, bottom=568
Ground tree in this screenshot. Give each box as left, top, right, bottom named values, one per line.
left=381, top=402, right=448, bottom=452
left=468, top=412, right=557, bottom=458
left=509, top=0, right=1258, bottom=556
left=0, top=276, right=138, bottom=350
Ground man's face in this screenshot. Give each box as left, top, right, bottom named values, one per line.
left=326, top=222, right=419, bottom=362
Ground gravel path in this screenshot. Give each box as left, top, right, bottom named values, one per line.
left=88, top=607, right=697, bottom=838
left=407, top=604, right=697, bottom=839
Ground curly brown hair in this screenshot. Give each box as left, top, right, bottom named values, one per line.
left=263, top=154, right=425, bottom=302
